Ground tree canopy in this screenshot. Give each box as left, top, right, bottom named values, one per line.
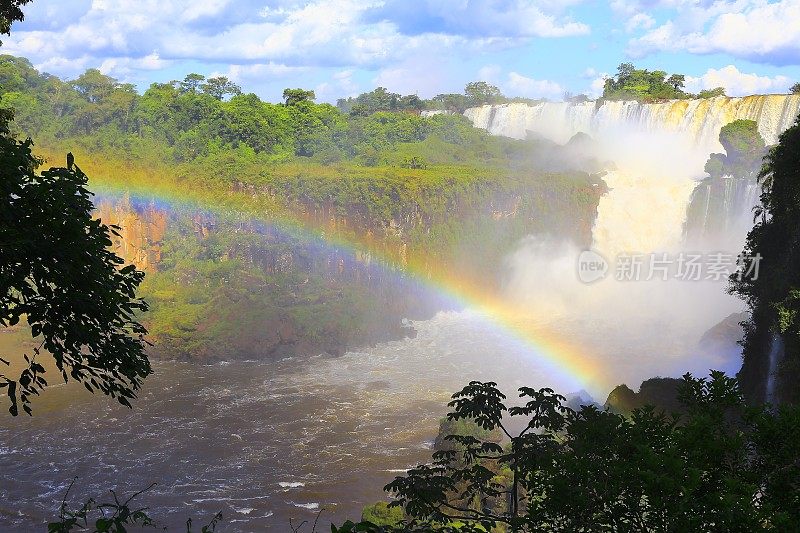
left=464, top=81, right=504, bottom=106
left=603, top=63, right=697, bottom=101
left=697, top=86, right=726, bottom=99
left=704, top=119, right=766, bottom=178
left=0, top=0, right=31, bottom=42
left=282, top=88, right=316, bottom=106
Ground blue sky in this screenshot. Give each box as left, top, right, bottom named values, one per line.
left=4, top=0, right=800, bottom=103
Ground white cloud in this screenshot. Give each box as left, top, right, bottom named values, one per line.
left=373, top=0, right=591, bottom=39
left=225, top=62, right=308, bottom=82
left=685, top=65, right=791, bottom=96
left=477, top=64, right=502, bottom=83
left=625, top=12, right=655, bottom=32
left=372, top=54, right=457, bottom=97
left=505, top=72, right=562, bottom=99
left=627, top=0, right=800, bottom=64
left=1, top=0, right=594, bottom=89
left=315, top=69, right=360, bottom=102
left=588, top=73, right=609, bottom=98
left=180, top=0, right=231, bottom=22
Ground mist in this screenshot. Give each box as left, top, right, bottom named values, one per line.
left=499, top=125, right=751, bottom=390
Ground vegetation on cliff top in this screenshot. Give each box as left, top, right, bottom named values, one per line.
left=0, top=54, right=605, bottom=361
left=602, top=62, right=725, bottom=102
left=704, top=119, right=767, bottom=178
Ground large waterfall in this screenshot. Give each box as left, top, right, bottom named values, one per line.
left=466, top=95, right=800, bottom=255
left=465, top=95, right=800, bottom=151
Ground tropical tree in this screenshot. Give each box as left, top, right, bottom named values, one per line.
left=697, top=87, right=726, bottom=98
left=464, top=82, right=504, bottom=106
left=602, top=63, right=690, bottom=101
left=179, top=73, right=206, bottom=94
left=0, top=113, right=151, bottom=415
left=336, top=374, right=800, bottom=531
left=666, top=73, right=686, bottom=91
left=283, top=88, right=316, bottom=106
left=0, top=0, right=31, bottom=41
left=201, top=76, right=242, bottom=100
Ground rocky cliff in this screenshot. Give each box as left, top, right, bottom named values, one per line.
left=97, top=174, right=603, bottom=362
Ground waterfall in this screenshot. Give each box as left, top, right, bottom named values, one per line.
left=465, top=95, right=800, bottom=148
left=466, top=95, right=800, bottom=256
left=593, top=170, right=697, bottom=257
left=766, top=334, right=784, bottom=404
left=684, top=174, right=762, bottom=250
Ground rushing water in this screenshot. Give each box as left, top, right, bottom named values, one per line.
left=0, top=306, right=737, bottom=531
left=464, top=95, right=800, bottom=148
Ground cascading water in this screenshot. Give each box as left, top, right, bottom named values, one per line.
left=766, top=333, right=785, bottom=404
left=592, top=170, right=697, bottom=257
left=684, top=175, right=762, bottom=250
left=466, top=94, right=800, bottom=256
left=478, top=94, right=800, bottom=390
left=465, top=95, right=800, bottom=148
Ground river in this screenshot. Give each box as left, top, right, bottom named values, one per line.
left=0, top=302, right=741, bottom=531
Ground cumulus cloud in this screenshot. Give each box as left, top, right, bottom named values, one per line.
left=477, top=64, right=503, bottom=84
left=588, top=73, right=610, bottom=98
left=315, top=69, right=360, bottom=102
left=626, top=0, right=800, bottom=65
left=365, top=0, right=591, bottom=39
left=372, top=55, right=459, bottom=97
left=1, top=0, right=593, bottom=89
left=625, top=12, right=655, bottom=32
left=504, top=72, right=563, bottom=99
left=685, top=65, right=791, bottom=96
left=464, top=66, right=564, bottom=99
left=225, top=62, right=308, bottom=82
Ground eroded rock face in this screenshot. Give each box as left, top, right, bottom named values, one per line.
left=95, top=179, right=602, bottom=363
left=96, top=196, right=167, bottom=272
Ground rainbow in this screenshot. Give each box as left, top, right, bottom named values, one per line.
left=51, top=149, right=606, bottom=394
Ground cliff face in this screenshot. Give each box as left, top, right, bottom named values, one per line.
left=95, top=196, right=167, bottom=272
left=97, top=178, right=602, bottom=362
left=683, top=175, right=760, bottom=249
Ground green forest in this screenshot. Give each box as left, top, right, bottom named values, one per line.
left=0, top=53, right=605, bottom=361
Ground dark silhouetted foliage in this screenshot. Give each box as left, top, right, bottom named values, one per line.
left=732, top=115, right=800, bottom=404
left=48, top=479, right=223, bottom=533
left=338, top=373, right=800, bottom=531
left=0, top=0, right=31, bottom=42
left=0, top=113, right=150, bottom=415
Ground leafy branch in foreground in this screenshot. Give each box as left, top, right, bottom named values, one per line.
left=339, top=373, right=800, bottom=532
left=48, top=479, right=222, bottom=533
left=0, top=114, right=150, bottom=415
